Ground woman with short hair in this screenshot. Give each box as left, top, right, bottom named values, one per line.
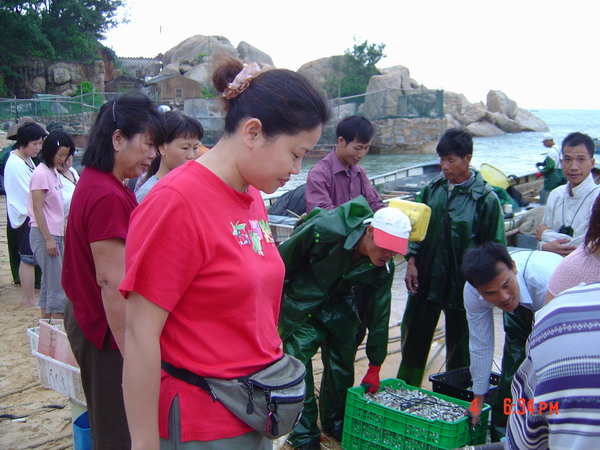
left=4, top=121, right=47, bottom=306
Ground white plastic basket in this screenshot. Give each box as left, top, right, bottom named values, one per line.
left=31, top=350, right=86, bottom=405
left=26, top=319, right=65, bottom=354
left=27, top=326, right=40, bottom=354
left=26, top=321, right=86, bottom=406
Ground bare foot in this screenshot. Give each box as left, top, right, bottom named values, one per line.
left=22, top=299, right=38, bottom=309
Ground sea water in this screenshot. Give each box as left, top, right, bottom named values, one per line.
left=279, top=109, right=600, bottom=194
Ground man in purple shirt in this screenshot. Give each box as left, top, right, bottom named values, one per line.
left=305, top=115, right=385, bottom=213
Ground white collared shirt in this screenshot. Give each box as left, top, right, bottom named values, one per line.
left=464, top=249, right=563, bottom=395
left=540, top=173, right=600, bottom=248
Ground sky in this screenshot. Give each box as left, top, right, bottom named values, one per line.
left=102, top=0, right=598, bottom=110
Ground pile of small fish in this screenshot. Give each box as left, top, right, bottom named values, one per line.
left=364, top=387, right=469, bottom=422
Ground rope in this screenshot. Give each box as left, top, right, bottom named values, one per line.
left=0, top=382, right=40, bottom=400
left=28, top=432, right=72, bottom=449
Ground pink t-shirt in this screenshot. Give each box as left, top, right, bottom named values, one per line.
left=547, top=245, right=600, bottom=297
left=27, top=163, right=64, bottom=236
left=121, top=161, right=284, bottom=441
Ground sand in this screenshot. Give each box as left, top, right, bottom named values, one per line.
left=0, top=195, right=73, bottom=449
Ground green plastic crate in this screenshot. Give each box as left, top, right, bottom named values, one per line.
left=342, top=378, right=490, bottom=449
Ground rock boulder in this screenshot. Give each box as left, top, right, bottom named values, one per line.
left=466, top=121, right=505, bottom=137
left=486, top=111, right=524, bottom=133
left=487, top=90, right=518, bottom=119
left=460, top=102, right=487, bottom=124
left=513, top=108, right=549, bottom=132
left=237, top=41, right=274, bottom=66
left=163, top=35, right=238, bottom=67
left=297, top=56, right=344, bottom=94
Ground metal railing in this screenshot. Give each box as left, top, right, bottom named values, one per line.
left=1, top=88, right=444, bottom=147
left=330, top=88, right=444, bottom=122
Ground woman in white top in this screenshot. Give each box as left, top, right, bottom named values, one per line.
left=4, top=122, right=47, bottom=307
left=57, top=152, right=79, bottom=223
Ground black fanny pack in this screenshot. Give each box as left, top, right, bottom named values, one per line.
left=161, top=354, right=306, bottom=439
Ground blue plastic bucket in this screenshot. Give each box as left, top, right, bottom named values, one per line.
left=73, top=411, right=92, bottom=450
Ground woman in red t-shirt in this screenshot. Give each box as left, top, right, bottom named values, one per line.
left=62, top=93, right=166, bottom=450
left=121, top=58, right=330, bottom=449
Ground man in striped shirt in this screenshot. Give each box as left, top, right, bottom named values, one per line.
left=461, top=243, right=562, bottom=441
left=506, top=283, right=600, bottom=449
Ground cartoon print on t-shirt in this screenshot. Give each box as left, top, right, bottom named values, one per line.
left=231, top=221, right=249, bottom=246
left=249, top=220, right=264, bottom=256
left=259, top=219, right=274, bottom=244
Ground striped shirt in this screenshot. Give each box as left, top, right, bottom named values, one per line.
left=464, top=249, right=563, bottom=395
left=506, top=283, right=600, bottom=449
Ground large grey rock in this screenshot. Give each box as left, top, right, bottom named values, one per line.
left=89, top=60, right=106, bottom=90
left=162, top=63, right=180, bottom=76
left=119, top=58, right=161, bottom=78
left=329, top=101, right=358, bottom=122
left=514, top=108, right=550, bottom=132
left=466, top=121, right=505, bottom=137
left=67, top=65, right=86, bottom=86
left=444, top=91, right=470, bottom=119
left=184, top=63, right=213, bottom=89
left=367, top=66, right=412, bottom=92
left=460, top=102, right=487, bottom=124
left=486, top=111, right=524, bottom=133
left=362, top=68, right=412, bottom=119
left=163, top=35, right=237, bottom=66
left=487, top=90, right=518, bottom=119
left=142, top=61, right=161, bottom=78
left=297, top=55, right=344, bottom=95
left=372, top=117, right=446, bottom=153
left=48, top=63, right=71, bottom=85
left=445, top=113, right=461, bottom=129
left=237, top=41, right=274, bottom=66
left=30, top=76, right=46, bottom=94
left=180, top=64, right=193, bottom=74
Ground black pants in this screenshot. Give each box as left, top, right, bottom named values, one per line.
left=398, top=296, right=470, bottom=387
left=490, top=305, right=534, bottom=442
left=64, top=301, right=131, bottom=450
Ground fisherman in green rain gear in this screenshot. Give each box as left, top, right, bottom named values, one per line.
left=397, top=129, right=506, bottom=390
left=278, top=196, right=411, bottom=449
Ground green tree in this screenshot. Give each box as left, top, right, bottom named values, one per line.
left=325, top=39, right=386, bottom=98
left=0, top=0, right=125, bottom=95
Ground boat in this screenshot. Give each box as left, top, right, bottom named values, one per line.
left=267, top=160, right=547, bottom=244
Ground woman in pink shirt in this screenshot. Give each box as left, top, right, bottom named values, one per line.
left=27, top=130, right=75, bottom=318
left=546, top=195, right=600, bottom=302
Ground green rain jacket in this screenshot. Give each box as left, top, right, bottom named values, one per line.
left=278, top=196, right=394, bottom=367
left=407, top=170, right=506, bottom=310
left=538, top=156, right=567, bottom=191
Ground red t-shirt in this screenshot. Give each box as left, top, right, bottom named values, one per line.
left=62, top=167, right=137, bottom=349
left=120, top=161, right=285, bottom=441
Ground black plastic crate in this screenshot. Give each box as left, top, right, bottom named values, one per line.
left=429, top=367, right=500, bottom=406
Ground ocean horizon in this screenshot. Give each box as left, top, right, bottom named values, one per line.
left=277, top=109, right=600, bottom=194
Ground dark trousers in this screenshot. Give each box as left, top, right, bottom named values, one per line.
left=6, top=216, right=42, bottom=286
left=490, top=305, right=534, bottom=442
left=282, top=319, right=357, bottom=447
left=64, top=301, right=131, bottom=449
left=6, top=216, right=20, bottom=284
left=397, top=295, right=470, bottom=386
